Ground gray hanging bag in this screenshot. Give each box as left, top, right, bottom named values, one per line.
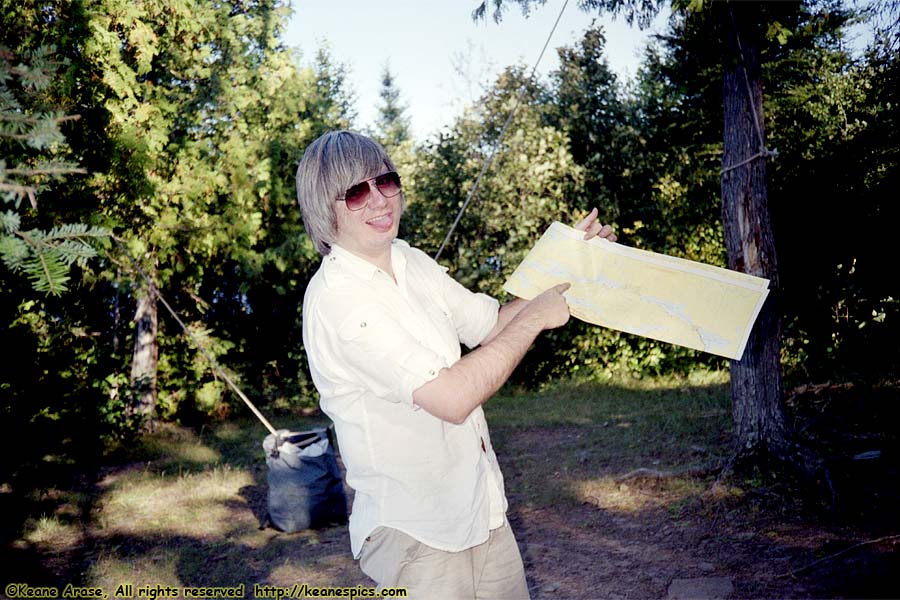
left=263, top=427, right=348, bottom=533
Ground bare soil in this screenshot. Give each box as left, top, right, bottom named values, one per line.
left=257, top=417, right=900, bottom=599
left=2, top=382, right=898, bottom=600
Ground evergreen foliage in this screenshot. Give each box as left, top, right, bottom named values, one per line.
left=374, top=63, right=412, bottom=149
left=0, top=0, right=896, bottom=468
left=0, top=42, right=109, bottom=295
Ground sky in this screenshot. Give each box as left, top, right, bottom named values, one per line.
left=282, top=0, right=669, bottom=141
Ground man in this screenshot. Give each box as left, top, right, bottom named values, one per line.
left=296, top=130, right=616, bottom=598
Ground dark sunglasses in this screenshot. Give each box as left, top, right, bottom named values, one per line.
left=337, top=171, right=402, bottom=211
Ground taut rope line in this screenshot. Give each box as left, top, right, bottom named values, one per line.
left=112, top=236, right=279, bottom=437
left=434, top=0, right=571, bottom=261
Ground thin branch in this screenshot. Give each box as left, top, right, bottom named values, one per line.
left=0, top=182, right=38, bottom=208
left=778, top=534, right=900, bottom=578
left=0, top=113, right=82, bottom=124
left=3, top=167, right=88, bottom=176
left=0, top=182, right=38, bottom=195
left=15, top=229, right=41, bottom=247
left=0, top=132, right=37, bottom=141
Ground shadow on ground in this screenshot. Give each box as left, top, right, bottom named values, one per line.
left=2, top=380, right=898, bottom=599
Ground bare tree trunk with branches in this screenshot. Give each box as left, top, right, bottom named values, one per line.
left=719, top=2, right=789, bottom=456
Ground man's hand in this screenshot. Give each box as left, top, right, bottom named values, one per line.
left=575, top=207, right=617, bottom=242
left=522, top=282, right=571, bottom=330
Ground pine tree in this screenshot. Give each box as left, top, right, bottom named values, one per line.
left=0, top=44, right=108, bottom=295
left=374, top=63, right=411, bottom=148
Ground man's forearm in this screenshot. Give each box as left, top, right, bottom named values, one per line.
left=412, top=305, right=544, bottom=424
left=481, top=297, right=528, bottom=345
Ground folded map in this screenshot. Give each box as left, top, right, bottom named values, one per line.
left=502, top=222, right=770, bottom=360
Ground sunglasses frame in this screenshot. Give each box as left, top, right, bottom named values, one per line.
left=337, top=171, right=402, bottom=211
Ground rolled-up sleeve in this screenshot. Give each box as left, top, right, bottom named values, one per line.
left=437, top=271, right=500, bottom=348
left=331, top=304, right=447, bottom=406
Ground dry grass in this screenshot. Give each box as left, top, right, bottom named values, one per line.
left=3, top=373, right=735, bottom=594
left=6, top=372, right=897, bottom=599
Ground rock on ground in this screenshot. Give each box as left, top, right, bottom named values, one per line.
left=666, top=577, right=734, bottom=599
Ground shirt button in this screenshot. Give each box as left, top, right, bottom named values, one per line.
left=360, top=322, right=367, bottom=328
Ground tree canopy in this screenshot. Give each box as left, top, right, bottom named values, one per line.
left=0, top=0, right=896, bottom=478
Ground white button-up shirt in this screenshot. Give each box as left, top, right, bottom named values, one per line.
left=302, top=240, right=507, bottom=557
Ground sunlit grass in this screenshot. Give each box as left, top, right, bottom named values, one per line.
left=79, top=418, right=367, bottom=591
left=268, top=554, right=347, bottom=587
left=14, top=372, right=742, bottom=592
left=22, top=515, right=82, bottom=548
left=97, top=465, right=256, bottom=539
left=572, top=475, right=709, bottom=514
left=124, top=423, right=222, bottom=469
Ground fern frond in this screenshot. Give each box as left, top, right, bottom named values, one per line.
left=4, top=223, right=109, bottom=294
left=0, top=209, right=20, bottom=233
left=25, top=114, right=64, bottom=149
left=0, top=89, right=17, bottom=112
left=51, top=239, right=97, bottom=267
left=22, top=248, right=69, bottom=295
left=0, top=233, right=29, bottom=270
left=3, top=159, right=86, bottom=177
left=42, top=223, right=110, bottom=242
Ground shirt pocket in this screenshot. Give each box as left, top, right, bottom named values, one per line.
left=421, top=296, right=462, bottom=354
left=336, top=306, right=446, bottom=404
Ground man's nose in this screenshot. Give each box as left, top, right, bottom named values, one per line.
left=367, top=181, right=389, bottom=206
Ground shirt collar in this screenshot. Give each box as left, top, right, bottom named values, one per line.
left=323, top=241, right=408, bottom=286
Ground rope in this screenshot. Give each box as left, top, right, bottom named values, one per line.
left=433, top=0, right=570, bottom=261
left=720, top=1, right=777, bottom=176
left=105, top=1, right=570, bottom=431
left=112, top=236, right=279, bottom=438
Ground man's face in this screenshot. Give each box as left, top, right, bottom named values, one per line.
left=333, top=170, right=403, bottom=260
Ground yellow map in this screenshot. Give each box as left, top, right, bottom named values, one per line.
left=503, top=222, right=770, bottom=360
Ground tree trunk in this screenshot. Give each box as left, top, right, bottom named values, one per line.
left=720, top=3, right=789, bottom=455
left=129, top=279, right=159, bottom=424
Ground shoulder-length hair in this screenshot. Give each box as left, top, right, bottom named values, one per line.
left=295, top=131, right=401, bottom=255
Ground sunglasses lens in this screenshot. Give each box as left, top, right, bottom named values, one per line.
left=341, top=172, right=401, bottom=210
left=374, top=172, right=401, bottom=197
left=343, top=182, right=369, bottom=210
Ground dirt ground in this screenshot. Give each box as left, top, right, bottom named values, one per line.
left=507, top=381, right=900, bottom=599
left=505, top=467, right=900, bottom=599
left=3, top=383, right=898, bottom=600
left=242, top=445, right=900, bottom=600
left=500, top=383, right=900, bottom=599
left=246, top=428, right=899, bottom=599
left=274, top=383, right=900, bottom=599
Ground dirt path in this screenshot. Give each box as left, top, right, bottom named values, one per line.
left=511, top=493, right=899, bottom=599
left=248, top=470, right=900, bottom=599
left=279, top=442, right=900, bottom=599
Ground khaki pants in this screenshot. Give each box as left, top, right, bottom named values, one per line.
left=358, top=522, right=531, bottom=600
